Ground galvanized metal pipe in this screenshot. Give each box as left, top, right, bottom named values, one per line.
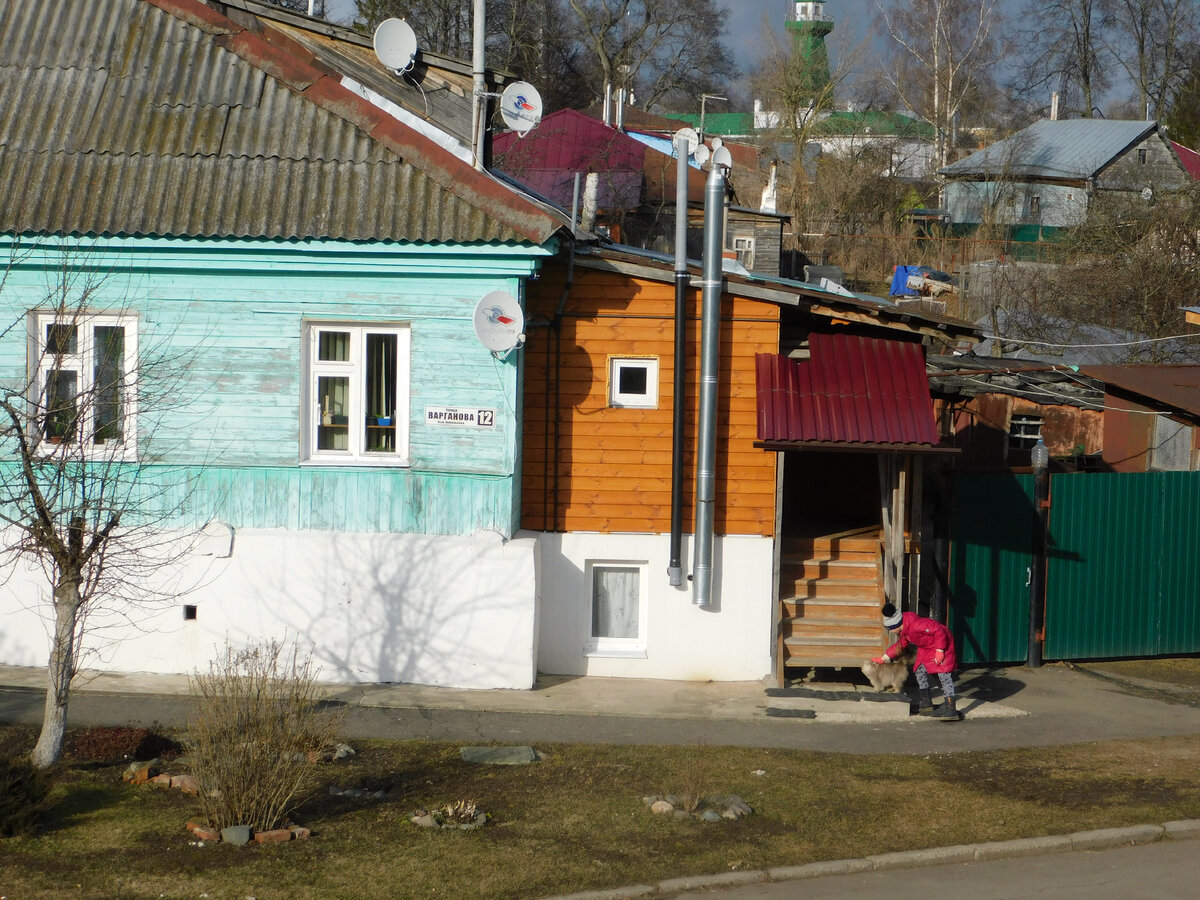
left=472, top=0, right=486, bottom=170
left=668, top=132, right=689, bottom=588
left=692, top=161, right=726, bottom=608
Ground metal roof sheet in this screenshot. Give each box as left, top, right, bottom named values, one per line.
left=941, top=119, right=1158, bottom=181
left=1078, top=365, right=1200, bottom=419
left=0, top=0, right=564, bottom=244
left=755, top=334, right=940, bottom=447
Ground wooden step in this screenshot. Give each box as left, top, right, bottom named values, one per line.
left=781, top=557, right=879, bottom=581
left=781, top=619, right=882, bottom=643
left=782, top=636, right=885, bottom=669
left=784, top=578, right=884, bottom=601
left=784, top=543, right=879, bottom=564
left=781, top=597, right=882, bottom=621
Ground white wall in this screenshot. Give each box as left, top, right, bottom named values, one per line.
left=0, top=528, right=540, bottom=690
left=532, top=531, right=775, bottom=682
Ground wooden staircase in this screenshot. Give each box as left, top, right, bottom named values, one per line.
left=778, top=527, right=887, bottom=676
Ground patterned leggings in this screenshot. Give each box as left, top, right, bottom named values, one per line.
left=914, top=665, right=956, bottom=699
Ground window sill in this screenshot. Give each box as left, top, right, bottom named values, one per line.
left=584, top=647, right=648, bottom=660
left=301, top=456, right=411, bottom=468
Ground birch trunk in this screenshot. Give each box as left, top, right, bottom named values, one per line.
left=31, top=579, right=81, bottom=769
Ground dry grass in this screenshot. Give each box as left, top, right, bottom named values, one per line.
left=1, top=723, right=1200, bottom=900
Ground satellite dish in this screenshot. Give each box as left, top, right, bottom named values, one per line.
left=673, top=127, right=700, bottom=157
left=499, top=82, right=543, bottom=135
left=693, top=144, right=711, bottom=167
left=473, top=291, right=525, bottom=353
left=374, top=18, right=418, bottom=72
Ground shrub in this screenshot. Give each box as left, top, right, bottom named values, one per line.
left=0, top=756, right=52, bottom=836
left=187, top=641, right=342, bottom=832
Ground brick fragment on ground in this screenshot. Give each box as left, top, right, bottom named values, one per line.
left=253, top=828, right=293, bottom=844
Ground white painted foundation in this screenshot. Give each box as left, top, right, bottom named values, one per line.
left=0, top=528, right=540, bottom=691
left=531, top=531, right=775, bottom=682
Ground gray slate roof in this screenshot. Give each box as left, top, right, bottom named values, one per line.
left=940, top=119, right=1158, bottom=180
left=0, top=0, right=564, bottom=244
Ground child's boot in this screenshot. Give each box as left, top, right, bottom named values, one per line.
left=935, top=696, right=962, bottom=721
left=916, top=687, right=936, bottom=716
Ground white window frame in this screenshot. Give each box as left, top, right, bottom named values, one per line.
left=301, top=321, right=411, bottom=466
left=733, top=236, right=755, bottom=270
left=584, top=559, right=648, bottom=658
left=608, top=357, right=659, bottom=409
left=31, top=311, right=139, bottom=460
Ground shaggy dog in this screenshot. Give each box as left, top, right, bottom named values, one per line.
left=861, top=649, right=914, bottom=692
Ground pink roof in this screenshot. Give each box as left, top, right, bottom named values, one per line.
left=755, top=334, right=939, bottom=447
left=1171, top=141, right=1200, bottom=180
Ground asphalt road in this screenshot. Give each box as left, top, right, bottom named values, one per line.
left=663, top=838, right=1200, bottom=899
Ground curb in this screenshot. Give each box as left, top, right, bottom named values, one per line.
left=537, top=820, right=1200, bottom=900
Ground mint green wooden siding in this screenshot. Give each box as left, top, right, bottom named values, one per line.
left=0, top=236, right=550, bottom=536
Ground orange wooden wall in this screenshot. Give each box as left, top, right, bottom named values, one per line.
left=522, top=258, right=779, bottom=536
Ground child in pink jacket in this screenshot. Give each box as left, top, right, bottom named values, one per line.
left=871, top=602, right=962, bottom=721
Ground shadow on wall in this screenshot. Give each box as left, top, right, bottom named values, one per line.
left=229, top=529, right=537, bottom=689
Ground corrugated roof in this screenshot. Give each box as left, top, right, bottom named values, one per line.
left=1078, top=365, right=1200, bottom=419
left=755, top=334, right=940, bottom=447
left=0, top=0, right=564, bottom=244
left=1172, top=141, right=1200, bottom=180
left=941, top=119, right=1158, bottom=181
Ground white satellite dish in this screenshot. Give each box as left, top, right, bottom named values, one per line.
left=499, top=82, right=544, bottom=135
left=473, top=291, right=525, bottom=354
left=673, top=127, right=700, bottom=157
left=693, top=144, right=711, bottom=167
left=373, top=18, right=418, bottom=72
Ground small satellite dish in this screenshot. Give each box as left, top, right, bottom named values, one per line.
left=693, top=144, right=711, bottom=167
left=473, top=291, right=525, bottom=353
left=673, top=127, right=700, bottom=157
left=374, top=18, right=418, bottom=72
left=499, top=82, right=543, bottom=135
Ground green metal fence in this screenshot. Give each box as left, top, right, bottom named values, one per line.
left=949, top=471, right=1200, bottom=665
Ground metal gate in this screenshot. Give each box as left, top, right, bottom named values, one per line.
left=949, top=471, right=1200, bottom=665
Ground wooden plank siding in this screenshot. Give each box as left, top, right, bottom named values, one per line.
left=522, top=260, right=779, bottom=536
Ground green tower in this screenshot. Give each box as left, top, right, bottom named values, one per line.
left=785, top=1, right=834, bottom=102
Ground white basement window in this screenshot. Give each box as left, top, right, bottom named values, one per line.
left=608, top=357, right=659, bottom=408
left=32, top=311, right=138, bottom=459
left=302, top=322, right=411, bottom=465
left=585, top=561, right=648, bottom=657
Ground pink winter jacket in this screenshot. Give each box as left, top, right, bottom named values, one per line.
left=884, top=611, right=957, bottom=674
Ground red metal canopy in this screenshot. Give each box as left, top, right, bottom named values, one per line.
left=755, top=333, right=939, bottom=448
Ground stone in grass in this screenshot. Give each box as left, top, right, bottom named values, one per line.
left=221, top=825, right=252, bottom=846
left=459, top=745, right=540, bottom=765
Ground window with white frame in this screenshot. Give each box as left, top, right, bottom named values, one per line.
left=608, top=357, right=658, bottom=408
left=302, top=322, right=411, bottom=464
left=733, top=236, right=755, bottom=270
left=586, top=561, right=647, bottom=656
left=32, top=311, right=137, bottom=456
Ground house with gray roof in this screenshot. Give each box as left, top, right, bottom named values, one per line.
left=940, top=119, right=1193, bottom=234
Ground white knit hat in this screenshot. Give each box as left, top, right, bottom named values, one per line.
left=881, top=603, right=902, bottom=629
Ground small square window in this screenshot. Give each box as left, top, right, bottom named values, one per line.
left=586, top=561, right=647, bottom=656
left=1137, top=148, right=1148, bottom=165
left=1009, top=414, right=1043, bottom=451
left=609, top=357, right=659, bottom=408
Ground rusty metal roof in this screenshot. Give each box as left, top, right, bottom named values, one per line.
left=755, top=334, right=940, bottom=448
left=1079, top=365, right=1200, bottom=420
left=0, top=0, right=564, bottom=244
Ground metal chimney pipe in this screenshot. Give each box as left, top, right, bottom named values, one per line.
left=472, top=0, right=487, bottom=170
left=692, top=159, right=726, bottom=608
left=668, top=131, right=690, bottom=588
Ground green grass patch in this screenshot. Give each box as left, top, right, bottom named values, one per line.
left=1, top=726, right=1199, bottom=899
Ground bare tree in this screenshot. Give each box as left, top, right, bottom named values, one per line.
left=0, top=244, right=205, bottom=768
left=1105, top=0, right=1200, bottom=120
left=1014, top=0, right=1112, bottom=118
left=563, top=0, right=738, bottom=113
left=880, top=0, right=1006, bottom=169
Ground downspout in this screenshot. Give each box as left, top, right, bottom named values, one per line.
left=472, top=0, right=487, bottom=170
left=668, top=132, right=690, bottom=587
left=692, top=159, right=726, bottom=608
